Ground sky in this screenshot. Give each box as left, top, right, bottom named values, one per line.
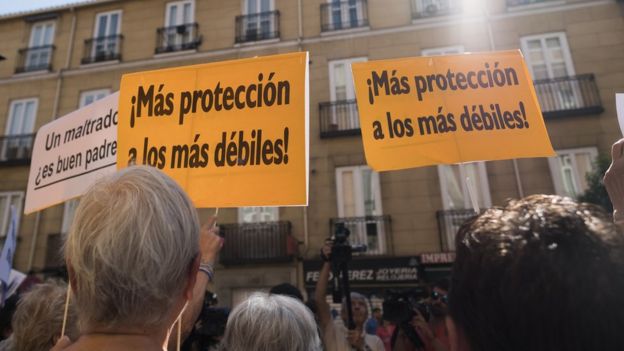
left=0, top=0, right=93, bottom=16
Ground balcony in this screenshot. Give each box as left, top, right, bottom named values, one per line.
left=330, top=215, right=392, bottom=255
left=319, top=100, right=361, bottom=138
left=155, top=23, right=202, bottom=54
left=219, top=221, right=296, bottom=265
left=321, top=0, right=369, bottom=32
left=436, top=209, right=477, bottom=251
left=534, top=74, right=603, bottom=119
left=507, top=0, right=558, bottom=6
left=15, top=45, right=54, bottom=73
left=235, top=11, right=280, bottom=44
left=411, top=0, right=461, bottom=19
left=0, top=134, right=35, bottom=166
left=82, top=34, right=123, bottom=65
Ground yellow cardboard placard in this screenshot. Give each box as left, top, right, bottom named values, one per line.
left=117, top=52, right=309, bottom=207
left=352, top=50, right=554, bottom=171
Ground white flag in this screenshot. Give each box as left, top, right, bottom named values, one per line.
left=0, top=206, right=18, bottom=289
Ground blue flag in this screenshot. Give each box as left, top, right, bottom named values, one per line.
left=0, top=205, right=18, bottom=305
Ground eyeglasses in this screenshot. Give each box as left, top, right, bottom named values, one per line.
left=431, top=291, right=449, bottom=304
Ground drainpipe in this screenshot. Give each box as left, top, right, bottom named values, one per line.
left=297, top=0, right=303, bottom=50
left=51, top=7, right=77, bottom=121
left=482, top=1, right=525, bottom=198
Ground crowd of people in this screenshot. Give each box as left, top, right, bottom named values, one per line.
left=0, top=139, right=624, bottom=351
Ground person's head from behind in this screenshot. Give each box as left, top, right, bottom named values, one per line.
left=269, top=283, right=304, bottom=302
left=11, top=281, right=78, bottom=351
left=448, top=195, right=624, bottom=351
left=64, top=166, right=200, bottom=334
left=341, top=292, right=370, bottom=327
left=220, top=292, right=321, bottom=351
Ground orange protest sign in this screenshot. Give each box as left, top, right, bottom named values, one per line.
left=117, top=52, right=309, bottom=207
left=352, top=50, right=554, bottom=171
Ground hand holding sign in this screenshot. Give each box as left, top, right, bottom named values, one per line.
left=352, top=50, right=554, bottom=171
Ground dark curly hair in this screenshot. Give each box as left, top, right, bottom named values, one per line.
left=449, top=195, right=624, bottom=351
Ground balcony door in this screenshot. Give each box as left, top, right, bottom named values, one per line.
left=521, top=33, right=581, bottom=111
left=335, top=166, right=385, bottom=254
left=3, top=99, right=37, bottom=161
left=547, top=147, right=597, bottom=198
left=244, top=0, right=273, bottom=40
left=329, top=0, right=364, bottom=29
left=93, top=11, right=122, bottom=59
left=328, top=57, right=365, bottom=130
left=165, top=0, right=194, bottom=48
left=437, top=163, right=491, bottom=249
left=26, top=21, right=55, bottom=70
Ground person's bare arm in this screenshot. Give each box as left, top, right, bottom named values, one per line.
left=314, top=243, right=333, bottom=331
left=605, top=138, right=624, bottom=229
left=168, top=216, right=222, bottom=350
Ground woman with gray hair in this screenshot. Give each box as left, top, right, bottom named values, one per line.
left=220, top=292, right=322, bottom=351
left=56, top=165, right=221, bottom=351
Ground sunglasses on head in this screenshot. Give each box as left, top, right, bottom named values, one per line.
left=431, top=291, right=449, bottom=304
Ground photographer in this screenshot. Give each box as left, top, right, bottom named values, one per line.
left=392, top=309, right=447, bottom=351
left=314, top=241, right=384, bottom=351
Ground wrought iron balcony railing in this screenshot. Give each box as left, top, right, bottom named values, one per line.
left=534, top=74, right=603, bottom=118
left=321, top=0, right=369, bottom=32
left=436, top=209, right=477, bottom=251
left=82, top=34, right=123, bottom=64
left=0, top=134, right=35, bottom=166
left=155, top=23, right=202, bottom=54
left=319, top=100, right=361, bottom=138
left=330, top=215, right=392, bottom=255
left=219, top=221, right=296, bottom=265
left=235, top=10, right=280, bottom=43
left=507, top=0, right=557, bottom=6
left=412, top=0, right=461, bottom=19
left=15, top=45, right=54, bottom=73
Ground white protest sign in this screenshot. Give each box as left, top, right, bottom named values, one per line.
left=25, top=92, right=119, bottom=214
left=617, top=94, right=624, bottom=136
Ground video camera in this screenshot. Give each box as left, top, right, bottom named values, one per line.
left=383, top=288, right=431, bottom=349
left=329, top=222, right=367, bottom=329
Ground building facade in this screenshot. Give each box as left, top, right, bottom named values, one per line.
left=0, top=0, right=622, bottom=305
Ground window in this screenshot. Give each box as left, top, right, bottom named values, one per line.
left=521, top=33, right=581, bottom=110
left=328, top=0, right=366, bottom=29
left=26, top=21, right=55, bottom=70
left=547, top=147, right=598, bottom=198
left=243, top=0, right=274, bottom=40
left=2, top=98, right=37, bottom=161
left=166, top=0, right=194, bottom=26
left=92, top=11, right=122, bottom=60
left=323, top=57, right=366, bottom=133
left=521, top=33, right=574, bottom=80
left=79, top=89, right=110, bottom=108
left=412, top=0, right=461, bottom=18
left=163, top=0, right=195, bottom=49
left=336, top=165, right=385, bottom=253
left=329, top=57, right=366, bottom=102
left=238, top=207, right=279, bottom=223
left=421, top=45, right=464, bottom=56
left=437, top=163, right=491, bottom=251
left=0, top=192, right=23, bottom=237
left=437, top=163, right=491, bottom=210
left=5, top=98, right=37, bottom=136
